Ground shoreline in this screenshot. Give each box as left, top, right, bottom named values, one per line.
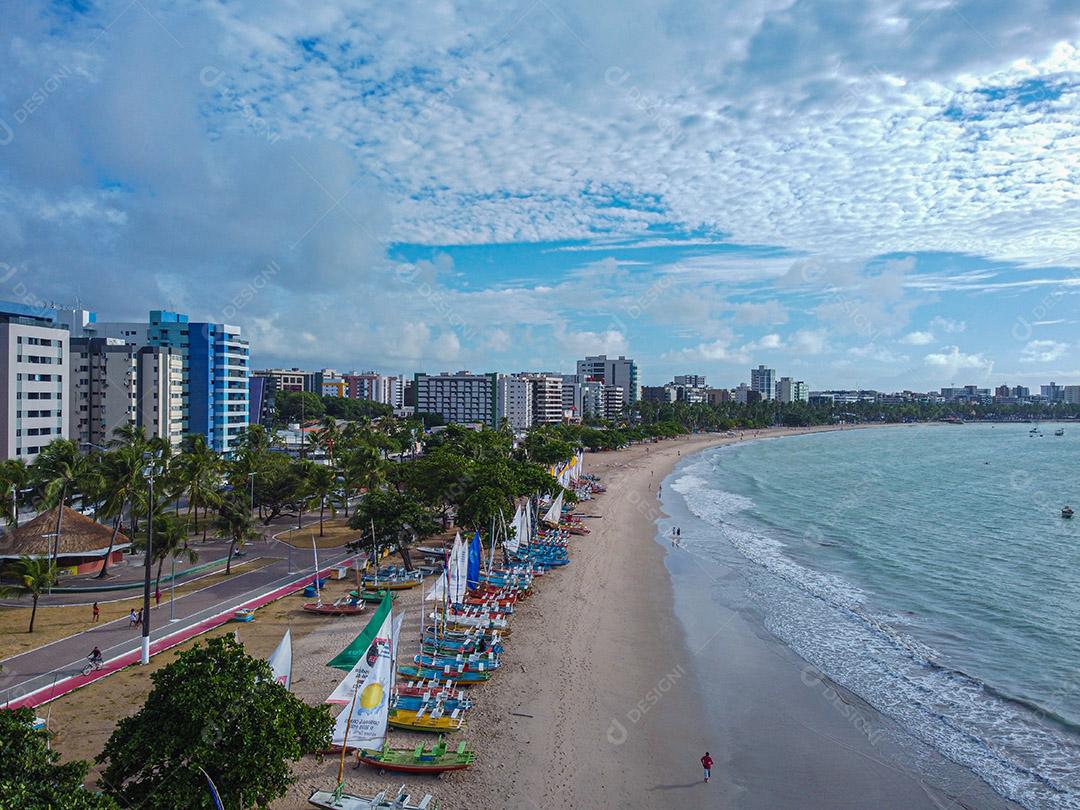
left=659, top=427, right=1025, bottom=810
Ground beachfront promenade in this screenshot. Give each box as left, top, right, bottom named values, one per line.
left=0, top=528, right=359, bottom=711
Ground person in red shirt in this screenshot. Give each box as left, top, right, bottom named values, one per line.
left=701, top=751, right=713, bottom=782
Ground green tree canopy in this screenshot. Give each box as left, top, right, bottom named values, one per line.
left=0, top=706, right=117, bottom=809
left=96, top=635, right=331, bottom=810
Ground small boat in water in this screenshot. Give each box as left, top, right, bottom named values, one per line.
left=1055, top=428, right=1065, bottom=436
left=1063, top=506, right=1074, bottom=519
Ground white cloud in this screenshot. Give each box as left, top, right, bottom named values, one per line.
left=930, top=316, right=967, bottom=334
left=790, top=329, right=828, bottom=355
left=732, top=300, right=789, bottom=326
left=901, top=331, right=935, bottom=345
left=748, top=333, right=783, bottom=350
left=849, top=344, right=910, bottom=364
left=1019, top=339, right=1070, bottom=363
left=924, top=346, right=994, bottom=375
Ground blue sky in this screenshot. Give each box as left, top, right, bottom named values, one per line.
left=0, top=1, right=1078, bottom=389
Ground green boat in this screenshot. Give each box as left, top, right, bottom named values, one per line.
left=351, top=589, right=396, bottom=604
left=355, top=736, right=475, bottom=775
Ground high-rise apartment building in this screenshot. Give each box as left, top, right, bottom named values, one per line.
left=0, top=304, right=69, bottom=461
left=68, top=338, right=137, bottom=448
left=519, top=373, right=564, bottom=425
left=252, top=368, right=317, bottom=393
left=777, top=377, right=809, bottom=403
left=750, top=365, right=776, bottom=401
left=576, top=355, right=639, bottom=404
left=136, top=346, right=184, bottom=447
left=496, top=374, right=533, bottom=432
left=414, top=371, right=498, bottom=427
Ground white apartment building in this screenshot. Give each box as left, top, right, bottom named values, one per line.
left=414, top=371, right=498, bottom=427
left=519, top=373, right=564, bottom=425
left=68, top=337, right=137, bottom=448
left=777, top=377, right=809, bottom=403
left=576, top=355, right=639, bottom=404
left=496, top=374, right=533, bottom=432
left=602, top=384, right=625, bottom=420
left=0, top=309, right=69, bottom=461
left=750, top=365, right=776, bottom=401
left=137, top=347, right=184, bottom=447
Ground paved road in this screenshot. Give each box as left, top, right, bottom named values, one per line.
left=0, top=538, right=359, bottom=708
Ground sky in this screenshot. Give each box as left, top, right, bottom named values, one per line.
left=0, top=1, right=1078, bottom=390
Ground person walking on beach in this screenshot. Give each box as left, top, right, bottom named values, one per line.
left=128, top=608, right=137, bottom=626
left=92, top=602, right=100, bottom=623
left=701, top=751, right=713, bottom=783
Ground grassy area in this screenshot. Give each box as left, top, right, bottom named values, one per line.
left=0, top=557, right=275, bottom=661
left=276, top=518, right=363, bottom=549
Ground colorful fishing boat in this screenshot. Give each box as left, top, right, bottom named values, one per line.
left=356, top=737, right=476, bottom=774
left=394, top=681, right=468, bottom=701
left=387, top=705, right=465, bottom=733
left=303, top=596, right=365, bottom=616
left=309, top=785, right=436, bottom=810
left=413, top=652, right=500, bottom=672
left=391, top=694, right=474, bottom=712
left=396, top=665, right=491, bottom=685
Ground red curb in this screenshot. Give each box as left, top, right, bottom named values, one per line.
left=7, top=559, right=358, bottom=710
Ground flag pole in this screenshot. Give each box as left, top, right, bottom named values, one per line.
left=336, top=671, right=362, bottom=786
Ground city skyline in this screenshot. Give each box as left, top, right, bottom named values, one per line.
left=1, top=4, right=1078, bottom=390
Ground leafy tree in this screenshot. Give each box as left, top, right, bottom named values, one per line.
left=96, top=636, right=331, bottom=809
left=1, top=557, right=59, bottom=633
left=94, top=446, right=143, bottom=578
left=214, top=490, right=258, bottom=575
left=0, top=457, right=28, bottom=528
left=273, top=390, right=324, bottom=426
left=0, top=706, right=118, bottom=809
left=176, top=434, right=222, bottom=539
left=303, top=463, right=337, bottom=537
left=150, top=513, right=198, bottom=592
left=252, top=455, right=305, bottom=525
left=348, top=488, right=439, bottom=569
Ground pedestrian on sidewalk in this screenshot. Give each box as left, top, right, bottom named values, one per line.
left=92, top=602, right=100, bottom=623
left=155, top=589, right=161, bottom=606
left=135, top=608, right=143, bottom=628
left=701, top=751, right=713, bottom=782
left=128, top=608, right=137, bottom=626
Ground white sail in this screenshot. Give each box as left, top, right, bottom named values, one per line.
left=543, top=491, right=564, bottom=524
left=446, top=533, right=468, bottom=604
left=425, top=570, right=447, bottom=601
left=268, top=628, right=292, bottom=690
left=505, top=504, right=523, bottom=554
left=390, top=612, right=405, bottom=692
left=331, top=608, right=393, bottom=750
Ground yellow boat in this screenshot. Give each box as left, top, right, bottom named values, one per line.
left=387, top=707, right=465, bottom=733
left=362, top=579, right=421, bottom=591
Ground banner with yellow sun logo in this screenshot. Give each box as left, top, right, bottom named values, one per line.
left=331, top=604, right=394, bottom=751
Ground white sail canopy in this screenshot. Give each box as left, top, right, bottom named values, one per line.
left=331, top=607, right=394, bottom=750
left=446, top=533, right=468, bottom=603
left=543, top=491, right=564, bottom=524
left=268, top=628, right=292, bottom=690
left=505, top=504, right=524, bottom=554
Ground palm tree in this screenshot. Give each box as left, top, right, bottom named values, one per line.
left=215, top=490, right=258, bottom=575
left=94, top=446, right=143, bottom=579
left=312, top=416, right=342, bottom=465
left=29, top=440, right=91, bottom=569
left=107, top=423, right=148, bottom=450
left=151, top=513, right=198, bottom=591
left=1, top=556, right=58, bottom=632
left=176, top=435, right=221, bottom=539
left=0, top=458, right=28, bottom=528
left=337, top=444, right=383, bottom=517
left=305, top=464, right=337, bottom=537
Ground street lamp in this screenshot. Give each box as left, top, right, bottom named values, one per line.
left=140, top=449, right=163, bottom=665
left=11, top=485, right=32, bottom=528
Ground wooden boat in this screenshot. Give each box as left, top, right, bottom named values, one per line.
left=351, top=589, right=396, bottom=604
left=303, top=596, right=364, bottom=616
left=231, top=609, right=255, bottom=623
left=309, top=785, right=435, bottom=810
left=355, top=738, right=475, bottom=774
left=392, top=693, right=473, bottom=712
left=394, top=681, right=468, bottom=701
left=397, top=665, right=491, bottom=685
left=363, top=579, right=420, bottom=591
left=413, top=652, right=499, bottom=672
left=387, top=705, right=465, bottom=733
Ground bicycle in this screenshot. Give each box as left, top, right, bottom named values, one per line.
left=81, top=657, right=104, bottom=676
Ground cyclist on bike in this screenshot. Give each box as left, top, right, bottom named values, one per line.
left=89, top=647, right=103, bottom=667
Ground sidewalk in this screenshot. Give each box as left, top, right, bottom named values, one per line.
left=0, top=545, right=359, bottom=710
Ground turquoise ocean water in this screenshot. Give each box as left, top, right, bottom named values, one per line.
left=670, top=424, right=1080, bottom=809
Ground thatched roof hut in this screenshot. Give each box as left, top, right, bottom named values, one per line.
left=1, top=506, right=131, bottom=574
